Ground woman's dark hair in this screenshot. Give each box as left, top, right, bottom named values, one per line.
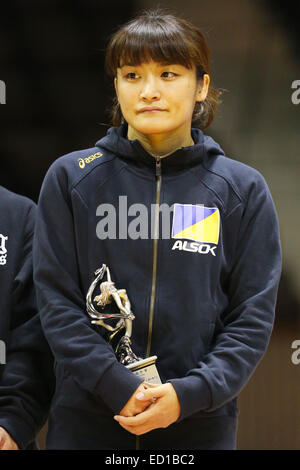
left=105, top=9, right=221, bottom=130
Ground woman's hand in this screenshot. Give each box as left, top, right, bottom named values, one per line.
left=114, top=383, right=181, bottom=435
left=0, top=427, right=18, bottom=450
left=119, top=382, right=153, bottom=417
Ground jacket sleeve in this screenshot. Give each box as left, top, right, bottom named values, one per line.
left=0, top=203, right=55, bottom=449
left=169, top=174, right=282, bottom=421
left=33, top=163, right=143, bottom=415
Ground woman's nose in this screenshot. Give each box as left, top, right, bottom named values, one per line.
left=139, top=78, right=161, bottom=101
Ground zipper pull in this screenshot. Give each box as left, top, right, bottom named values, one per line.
left=155, top=157, right=161, bottom=177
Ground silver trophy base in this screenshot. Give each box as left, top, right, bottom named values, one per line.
left=126, top=355, right=161, bottom=384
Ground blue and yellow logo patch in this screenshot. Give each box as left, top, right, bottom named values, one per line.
left=171, top=203, right=220, bottom=244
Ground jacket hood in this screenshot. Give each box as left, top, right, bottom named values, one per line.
left=95, top=124, right=225, bottom=174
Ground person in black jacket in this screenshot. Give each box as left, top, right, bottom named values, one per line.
left=33, top=10, right=282, bottom=449
left=0, top=186, right=54, bottom=450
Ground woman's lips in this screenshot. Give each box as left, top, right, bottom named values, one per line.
left=138, top=108, right=166, bottom=113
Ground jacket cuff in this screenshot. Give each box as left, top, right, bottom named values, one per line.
left=0, top=414, right=36, bottom=450
left=94, top=361, right=144, bottom=414
left=168, top=375, right=212, bottom=422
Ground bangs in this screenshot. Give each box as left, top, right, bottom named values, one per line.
left=106, top=18, right=202, bottom=76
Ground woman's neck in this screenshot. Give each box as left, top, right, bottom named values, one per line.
left=127, top=125, right=194, bottom=157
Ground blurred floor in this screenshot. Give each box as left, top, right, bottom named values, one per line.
left=237, top=322, right=300, bottom=449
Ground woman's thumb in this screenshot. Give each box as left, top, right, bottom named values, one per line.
left=136, top=385, right=164, bottom=401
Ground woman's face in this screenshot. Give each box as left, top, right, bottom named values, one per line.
left=114, top=60, right=209, bottom=139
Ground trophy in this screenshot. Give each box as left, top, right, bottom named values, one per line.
left=86, top=264, right=161, bottom=384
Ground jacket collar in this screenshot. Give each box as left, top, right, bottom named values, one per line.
left=97, top=123, right=205, bottom=175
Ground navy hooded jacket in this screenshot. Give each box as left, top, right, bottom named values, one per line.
left=0, top=186, right=54, bottom=449
left=33, top=124, right=282, bottom=450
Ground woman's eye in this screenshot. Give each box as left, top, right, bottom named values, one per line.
left=125, top=72, right=139, bottom=80
left=161, top=71, right=177, bottom=78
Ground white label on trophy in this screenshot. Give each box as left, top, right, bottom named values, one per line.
left=132, top=364, right=161, bottom=384
left=126, top=356, right=161, bottom=384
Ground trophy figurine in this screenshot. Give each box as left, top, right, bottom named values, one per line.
left=86, top=264, right=161, bottom=384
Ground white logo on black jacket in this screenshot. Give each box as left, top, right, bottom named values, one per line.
left=0, top=233, right=8, bottom=265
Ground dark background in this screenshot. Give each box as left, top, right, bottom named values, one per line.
left=0, top=0, right=135, bottom=202
left=1, top=0, right=300, bottom=449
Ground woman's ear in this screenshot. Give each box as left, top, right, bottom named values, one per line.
left=196, top=74, right=210, bottom=102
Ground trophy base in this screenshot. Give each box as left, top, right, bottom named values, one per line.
left=126, top=356, right=161, bottom=384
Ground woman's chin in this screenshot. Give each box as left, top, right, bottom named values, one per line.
left=129, top=122, right=175, bottom=136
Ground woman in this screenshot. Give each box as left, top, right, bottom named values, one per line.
left=33, top=10, right=282, bottom=450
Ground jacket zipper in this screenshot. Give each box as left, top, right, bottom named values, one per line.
left=136, top=157, right=162, bottom=451
left=146, top=157, right=162, bottom=357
